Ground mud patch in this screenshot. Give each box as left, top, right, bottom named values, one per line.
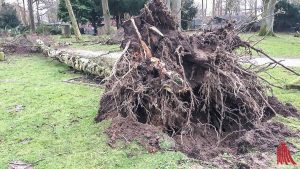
left=268, top=96, right=300, bottom=119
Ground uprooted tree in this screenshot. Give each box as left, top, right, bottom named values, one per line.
left=95, top=0, right=300, bottom=162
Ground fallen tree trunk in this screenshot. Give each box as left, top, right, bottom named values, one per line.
left=37, top=40, right=118, bottom=78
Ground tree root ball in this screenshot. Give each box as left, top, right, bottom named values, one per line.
left=95, top=0, right=300, bottom=162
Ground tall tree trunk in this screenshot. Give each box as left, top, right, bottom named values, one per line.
left=202, top=0, right=204, bottom=19
left=0, top=0, right=3, bottom=11
left=64, top=0, right=82, bottom=40
left=22, top=0, right=28, bottom=26
left=101, top=0, right=111, bottom=35
left=212, top=0, right=216, bottom=17
left=244, top=0, right=247, bottom=14
left=171, top=0, right=182, bottom=29
left=254, top=0, right=258, bottom=17
left=259, top=0, right=276, bottom=36
left=219, top=0, right=223, bottom=16
left=205, top=0, right=208, bottom=17
left=28, top=0, right=35, bottom=32
left=36, top=0, right=41, bottom=26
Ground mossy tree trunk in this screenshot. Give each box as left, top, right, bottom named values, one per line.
left=28, top=0, right=36, bottom=32
left=259, top=0, right=277, bottom=36
left=64, top=0, right=82, bottom=41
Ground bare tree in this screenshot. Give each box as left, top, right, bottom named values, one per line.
left=205, top=0, right=208, bottom=17
left=64, top=0, right=82, bottom=40
left=22, top=0, right=28, bottom=26
left=36, top=0, right=41, bottom=25
left=28, top=0, right=35, bottom=32
left=254, top=0, right=258, bottom=17
left=101, top=0, right=111, bottom=34
left=212, top=0, right=216, bottom=17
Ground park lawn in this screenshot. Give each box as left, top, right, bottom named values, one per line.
left=240, top=33, right=300, bottom=58
left=0, top=55, right=299, bottom=168
left=260, top=67, right=300, bottom=169
left=52, top=35, right=121, bottom=52
left=0, top=55, right=188, bottom=169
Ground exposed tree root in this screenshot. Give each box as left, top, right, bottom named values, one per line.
left=96, top=0, right=300, bottom=163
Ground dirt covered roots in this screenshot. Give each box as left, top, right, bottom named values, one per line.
left=96, top=0, right=299, bottom=162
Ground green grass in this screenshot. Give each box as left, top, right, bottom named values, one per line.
left=240, top=33, right=300, bottom=58
left=260, top=67, right=300, bottom=168
left=260, top=68, right=300, bottom=109
left=52, top=35, right=121, bottom=52
left=1, top=56, right=300, bottom=168
left=0, top=56, right=188, bottom=169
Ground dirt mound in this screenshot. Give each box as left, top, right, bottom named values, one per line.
left=268, top=96, right=300, bottom=118
left=95, top=0, right=299, bottom=166
left=0, top=35, right=54, bottom=54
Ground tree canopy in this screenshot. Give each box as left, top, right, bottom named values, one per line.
left=58, top=0, right=146, bottom=30
left=274, top=0, right=300, bottom=32
left=0, top=3, right=21, bottom=29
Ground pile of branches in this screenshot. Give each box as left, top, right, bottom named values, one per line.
left=0, top=35, right=40, bottom=54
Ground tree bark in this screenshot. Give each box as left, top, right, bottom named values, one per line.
left=36, top=0, right=41, bottom=26
left=259, top=0, right=276, bottom=36
left=22, top=0, right=28, bottom=26
left=254, top=0, right=258, bottom=17
left=0, top=0, right=3, bottom=11
left=37, top=41, right=116, bottom=78
left=102, top=0, right=111, bottom=35
left=212, top=0, right=216, bottom=17
left=64, top=0, right=82, bottom=40
left=171, top=0, right=182, bottom=29
left=28, top=0, right=36, bottom=32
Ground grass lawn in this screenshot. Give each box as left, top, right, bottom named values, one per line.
left=0, top=55, right=188, bottom=169
left=0, top=55, right=299, bottom=168
left=260, top=67, right=300, bottom=169
left=52, top=35, right=121, bottom=52
left=240, top=33, right=300, bottom=58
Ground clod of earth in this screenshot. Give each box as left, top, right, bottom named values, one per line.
left=95, top=0, right=300, bottom=164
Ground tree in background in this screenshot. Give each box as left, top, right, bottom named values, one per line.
left=109, top=0, right=146, bottom=28
left=0, top=3, right=21, bottom=29
left=64, top=0, right=82, bottom=40
left=274, top=0, right=300, bottom=32
left=28, top=0, right=36, bottom=32
left=171, top=0, right=182, bottom=29
left=101, top=0, right=111, bottom=34
left=58, top=0, right=101, bottom=34
left=181, top=0, right=198, bottom=30
left=259, top=0, right=277, bottom=36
